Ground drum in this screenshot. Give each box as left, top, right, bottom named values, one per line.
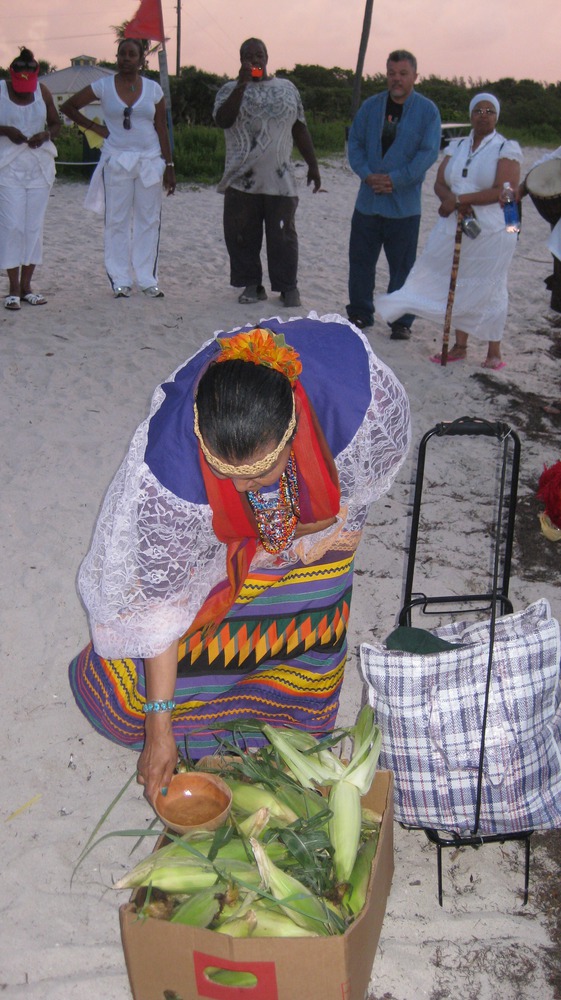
left=525, top=158, right=561, bottom=226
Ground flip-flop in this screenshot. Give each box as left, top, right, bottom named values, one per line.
left=481, top=359, right=506, bottom=370
left=429, top=352, right=465, bottom=364
left=21, top=292, right=47, bottom=305
left=4, top=295, right=20, bottom=310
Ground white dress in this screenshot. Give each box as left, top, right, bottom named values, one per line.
left=0, top=80, right=57, bottom=269
left=376, top=132, right=523, bottom=342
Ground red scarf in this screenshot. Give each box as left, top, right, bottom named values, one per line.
left=187, top=382, right=340, bottom=637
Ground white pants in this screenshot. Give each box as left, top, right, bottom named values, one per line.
left=102, top=159, right=163, bottom=289
left=0, top=183, right=51, bottom=270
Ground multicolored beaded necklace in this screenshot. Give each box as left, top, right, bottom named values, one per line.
left=247, top=451, right=300, bottom=554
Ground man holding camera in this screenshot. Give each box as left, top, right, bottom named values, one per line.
left=214, top=38, right=321, bottom=307
left=346, top=50, right=441, bottom=339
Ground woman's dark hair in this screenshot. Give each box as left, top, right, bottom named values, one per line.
left=196, top=360, right=293, bottom=463
left=10, top=47, right=38, bottom=71
left=117, top=37, right=146, bottom=60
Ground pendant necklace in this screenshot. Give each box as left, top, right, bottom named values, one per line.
left=461, top=133, right=494, bottom=178
left=247, top=452, right=300, bottom=554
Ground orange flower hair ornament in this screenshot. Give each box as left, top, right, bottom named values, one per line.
left=537, top=460, right=561, bottom=542
left=216, top=328, right=302, bottom=384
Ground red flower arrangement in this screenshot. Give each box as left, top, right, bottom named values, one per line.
left=537, top=460, right=561, bottom=541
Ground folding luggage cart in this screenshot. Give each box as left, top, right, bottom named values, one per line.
left=397, top=416, right=533, bottom=905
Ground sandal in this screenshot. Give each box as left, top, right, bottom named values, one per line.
left=4, top=295, right=21, bottom=310
left=142, top=286, right=164, bottom=298
left=21, top=292, right=47, bottom=305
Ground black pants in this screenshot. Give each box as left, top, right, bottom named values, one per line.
left=223, top=188, right=299, bottom=292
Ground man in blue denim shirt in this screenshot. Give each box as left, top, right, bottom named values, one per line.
left=347, top=50, right=441, bottom=339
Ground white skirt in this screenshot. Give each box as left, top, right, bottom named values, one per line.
left=376, top=217, right=518, bottom=342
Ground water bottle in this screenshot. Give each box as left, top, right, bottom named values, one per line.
left=502, top=182, right=520, bottom=233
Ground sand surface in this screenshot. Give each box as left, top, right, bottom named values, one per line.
left=1, top=147, right=560, bottom=999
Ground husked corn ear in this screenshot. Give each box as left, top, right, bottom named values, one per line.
left=225, top=780, right=298, bottom=825
left=342, top=829, right=380, bottom=916
left=170, top=886, right=221, bottom=926
left=250, top=837, right=332, bottom=935
left=328, top=779, right=362, bottom=883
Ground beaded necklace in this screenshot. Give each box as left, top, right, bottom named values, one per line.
left=247, top=451, right=300, bottom=554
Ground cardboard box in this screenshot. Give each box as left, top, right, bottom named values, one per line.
left=119, top=770, right=394, bottom=1000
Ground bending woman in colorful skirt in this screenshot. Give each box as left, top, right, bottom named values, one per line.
left=70, top=314, right=410, bottom=804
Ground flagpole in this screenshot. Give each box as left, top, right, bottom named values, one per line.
left=157, top=0, right=174, bottom=154
left=158, top=45, right=174, bottom=154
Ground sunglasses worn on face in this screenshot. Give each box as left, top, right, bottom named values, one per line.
left=123, top=107, right=132, bottom=130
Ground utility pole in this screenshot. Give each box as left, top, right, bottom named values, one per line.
left=351, top=0, right=374, bottom=120
left=176, top=0, right=181, bottom=76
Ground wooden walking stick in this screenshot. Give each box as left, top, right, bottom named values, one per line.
left=440, top=213, right=464, bottom=366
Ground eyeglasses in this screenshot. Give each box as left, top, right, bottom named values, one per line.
left=123, top=107, right=133, bottom=130
left=473, top=108, right=497, bottom=116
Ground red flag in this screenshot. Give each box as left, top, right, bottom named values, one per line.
left=124, top=0, right=165, bottom=42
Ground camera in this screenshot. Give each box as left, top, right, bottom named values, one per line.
left=251, top=66, right=263, bottom=79
left=461, top=214, right=481, bottom=239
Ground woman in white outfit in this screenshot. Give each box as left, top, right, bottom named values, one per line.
left=377, top=93, right=522, bottom=369
left=61, top=39, right=175, bottom=299
left=0, top=47, right=60, bottom=311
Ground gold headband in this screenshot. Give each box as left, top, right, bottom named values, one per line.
left=193, top=395, right=297, bottom=477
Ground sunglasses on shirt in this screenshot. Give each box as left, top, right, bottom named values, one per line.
left=123, top=107, right=133, bottom=130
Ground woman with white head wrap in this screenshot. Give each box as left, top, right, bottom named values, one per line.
left=377, top=92, right=522, bottom=369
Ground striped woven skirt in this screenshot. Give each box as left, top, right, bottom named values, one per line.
left=69, top=552, right=355, bottom=757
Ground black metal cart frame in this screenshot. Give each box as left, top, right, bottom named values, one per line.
left=398, top=416, right=532, bottom=905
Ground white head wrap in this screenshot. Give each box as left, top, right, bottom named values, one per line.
left=469, top=92, right=500, bottom=120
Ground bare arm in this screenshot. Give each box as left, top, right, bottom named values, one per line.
left=214, top=60, right=255, bottom=129
left=60, top=85, right=109, bottom=139
left=137, top=639, right=179, bottom=805
left=435, top=155, right=521, bottom=217
left=291, top=120, right=321, bottom=191
left=154, top=97, right=176, bottom=194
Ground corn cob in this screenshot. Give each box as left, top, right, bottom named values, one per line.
left=204, top=967, right=258, bottom=987
left=328, top=778, right=362, bottom=883
left=342, top=829, right=380, bottom=916
left=170, top=886, right=222, bottom=926
left=343, top=706, right=382, bottom=796
left=225, top=779, right=298, bottom=825
left=236, top=806, right=271, bottom=839
left=250, top=837, right=333, bottom=935
left=114, top=854, right=262, bottom=892
left=261, top=725, right=342, bottom=789
left=250, top=901, right=319, bottom=937
left=214, top=910, right=258, bottom=937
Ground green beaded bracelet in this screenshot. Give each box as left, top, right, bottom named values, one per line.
left=143, top=699, right=176, bottom=713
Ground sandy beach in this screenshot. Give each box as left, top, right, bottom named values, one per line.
left=1, top=146, right=560, bottom=1000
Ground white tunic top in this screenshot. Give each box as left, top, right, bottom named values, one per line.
left=0, top=80, right=56, bottom=186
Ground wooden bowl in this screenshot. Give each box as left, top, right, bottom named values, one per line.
left=154, top=771, right=232, bottom=834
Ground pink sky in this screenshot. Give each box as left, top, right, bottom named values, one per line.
left=2, top=0, right=560, bottom=88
